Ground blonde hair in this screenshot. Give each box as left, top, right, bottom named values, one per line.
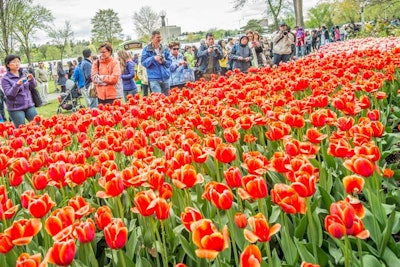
left=117, top=50, right=132, bottom=72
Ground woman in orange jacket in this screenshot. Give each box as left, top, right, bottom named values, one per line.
left=91, top=42, right=121, bottom=105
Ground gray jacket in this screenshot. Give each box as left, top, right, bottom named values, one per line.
left=196, top=44, right=224, bottom=74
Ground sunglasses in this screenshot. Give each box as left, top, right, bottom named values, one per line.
left=172, top=48, right=179, bottom=50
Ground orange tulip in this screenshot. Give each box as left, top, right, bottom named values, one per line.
left=346, top=217, right=370, bottom=239
left=244, top=213, right=281, bottom=243
left=96, top=171, right=124, bottom=198
left=306, top=127, right=327, bottom=144
left=343, top=155, right=375, bottom=177
left=27, top=193, right=55, bottom=218
left=5, top=218, right=42, bottom=246
left=16, top=253, right=41, bottom=267
left=147, top=197, right=171, bottom=220
left=325, top=215, right=347, bottom=239
left=74, top=218, right=96, bottom=243
left=104, top=218, right=128, bottom=249
left=238, top=175, right=268, bottom=200
left=290, top=171, right=318, bottom=198
left=271, top=183, right=306, bottom=214
left=215, top=143, right=237, bottom=163
left=240, top=244, right=262, bottom=267
left=224, top=166, right=242, bottom=188
left=242, top=151, right=269, bottom=176
left=181, top=207, right=203, bottom=232
left=243, top=133, right=257, bottom=143
left=68, top=196, right=95, bottom=219
left=345, top=195, right=365, bottom=219
left=31, top=171, right=49, bottom=190
left=191, top=219, right=229, bottom=260
left=202, top=182, right=233, bottom=210
left=234, top=212, right=248, bottom=229
left=383, top=168, right=394, bottom=178
left=0, top=233, right=14, bottom=254
left=265, top=121, right=291, bottom=141
left=95, top=206, right=113, bottom=230
left=342, top=175, right=364, bottom=194
left=336, top=116, right=354, bottom=131
left=223, top=127, right=240, bottom=143
left=301, top=262, right=320, bottom=267
left=190, top=143, right=209, bottom=163
left=131, top=189, right=156, bottom=217
left=270, top=151, right=290, bottom=173
left=171, top=164, right=204, bottom=189
left=45, top=206, right=75, bottom=237
left=9, top=157, right=29, bottom=176
left=46, top=238, right=76, bottom=266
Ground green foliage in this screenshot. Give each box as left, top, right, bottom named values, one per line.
left=91, top=9, right=123, bottom=47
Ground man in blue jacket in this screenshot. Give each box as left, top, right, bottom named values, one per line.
left=141, top=30, right=172, bottom=96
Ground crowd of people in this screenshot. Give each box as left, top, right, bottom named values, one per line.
left=0, top=22, right=351, bottom=128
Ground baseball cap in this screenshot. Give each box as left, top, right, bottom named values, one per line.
left=279, top=21, right=287, bottom=26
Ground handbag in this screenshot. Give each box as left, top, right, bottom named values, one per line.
left=30, top=86, right=42, bottom=107
left=88, top=83, right=97, bottom=98
left=115, top=78, right=123, bottom=99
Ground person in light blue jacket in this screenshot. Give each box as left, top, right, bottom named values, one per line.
left=169, top=41, right=194, bottom=89
left=141, top=30, right=172, bottom=96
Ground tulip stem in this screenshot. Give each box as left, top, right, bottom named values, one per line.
left=227, top=210, right=239, bottom=267
left=357, top=238, right=363, bottom=267
left=215, top=159, right=221, bottom=182
left=343, top=234, right=351, bottom=267
left=118, top=248, right=127, bottom=267
left=306, top=197, right=318, bottom=264
left=161, top=221, right=168, bottom=267
left=265, top=241, right=273, bottom=267
left=116, top=195, right=124, bottom=220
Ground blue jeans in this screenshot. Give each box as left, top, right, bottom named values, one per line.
left=9, top=106, right=37, bottom=128
left=273, top=53, right=290, bottom=66
left=123, top=90, right=137, bottom=102
left=149, top=80, right=170, bottom=96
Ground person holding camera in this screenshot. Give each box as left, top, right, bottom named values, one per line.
left=272, top=21, right=295, bottom=66
left=228, top=35, right=253, bottom=73
left=169, top=41, right=194, bottom=89
left=141, top=30, right=172, bottom=96
left=1, top=55, right=38, bottom=128
left=196, top=32, right=224, bottom=81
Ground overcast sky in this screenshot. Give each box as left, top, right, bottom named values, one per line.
left=33, top=0, right=319, bottom=42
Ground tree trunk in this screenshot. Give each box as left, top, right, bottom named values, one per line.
left=293, top=0, right=304, bottom=27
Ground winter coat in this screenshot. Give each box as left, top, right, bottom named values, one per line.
left=1, top=71, right=36, bottom=111
left=228, top=39, right=253, bottom=73
left=72, top=62, right=85, bottom=88
left=81, top=58, right=92, bottom=89
left=196, top=44, right=224, bottom=74
left=170, top=53, right=194, bottom=86
left=141, top=43, right=171, bottom=81
left=91, top=56, right=121, bottom=100
left=272, top=31, right=295, bottom=55
left=121, top=61, right=137, bottom=92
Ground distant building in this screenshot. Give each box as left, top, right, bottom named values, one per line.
left=160, top=25, right=182, bottom=42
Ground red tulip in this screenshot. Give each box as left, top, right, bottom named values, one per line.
left=31, top=171, right=49, bottom=190
left=223, top=127, right=240, bottom=143
left=343, top=155, right=375, bottom=177
left=224, top=166, right=242, bottom=188
left=131, top=189, right=156, bottom=216
left=171, top=164, right=204, bottom=189
left=324, top=214, right=346, bottom=239
left=45, top=206, right=75, bottom=237
left=241, top=151, right=269, bottom=176
left=215, top=143, right=237, bottom=163
left=265, top=121, right=291, bottom=141
left=5, top=218, right=42, bottom=246
left=238, top=175, right=268, bottom=200
left=96, top=171, right=124, bottom=198
left=244, top=213, right=281, bottom=243
left=240, top=244, right=262, bottom=267
left=234, top=212, right=248, bottom=229
left=9, top=157, right=29, bottom=176
left=68, top=196, right=95, bottom=219
left=301, top=262, right=320, bottom=267
left=74, top=218, right=96, bottom=243
left=190, top=143, right=209, bottom=163
left=306, top=127, right=327, bottom=144
left=95, top=206, right=113, bottom=230
left=46, top=238, right=76, bottom=266
left=271, top=183, right=306, bottom=214
left=27, top=193, right=55, bottom=218
left=181, top=207, right=203, bottom=232
left=147, top=197, right=171, bottom=220
left=0, top=233, right=13, bottom=254
left=191, top=219, right=229, bottom=260
left=342, top=175, right=364, bottom=194
left=104, top=218, right=128, bottom=249
left=202, top=182, right=233, bottom=210
left=16, top=253, right=41, bottom=267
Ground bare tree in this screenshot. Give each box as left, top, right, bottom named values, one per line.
left=293, top=0, right=304, bottom=27
left=13, top=4, right=54, bottom=65
left=48, top=21, right=74, bottom=62
left=133, top=6, right=160, bottom=41
left=91, top=9, right=123, bottom=46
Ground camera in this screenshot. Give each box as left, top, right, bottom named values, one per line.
left=283, top=31, right=288, bottom=35
left=213, top=45, right=219, bottom=52
left=160, top=55, right=166, bottom=65
left=183, top=56, right=187, bottom=61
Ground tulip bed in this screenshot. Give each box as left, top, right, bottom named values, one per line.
left=0, top=37, right=400, bottom=267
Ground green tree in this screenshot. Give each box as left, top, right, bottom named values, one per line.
left=91, top=9, right=123, bottom=46
left=0, top=0, right=30, bottom=57
left=332, top=0, right=360, bottom=25
left=305, top=2, right=333, bottom=29
left=242, top=19, right=265, bottom=33
left=48, top=21, right=74, bottom=61
left=133, top=6, right=160, bottom=42
left=13, top=4, right=54, bottom=65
